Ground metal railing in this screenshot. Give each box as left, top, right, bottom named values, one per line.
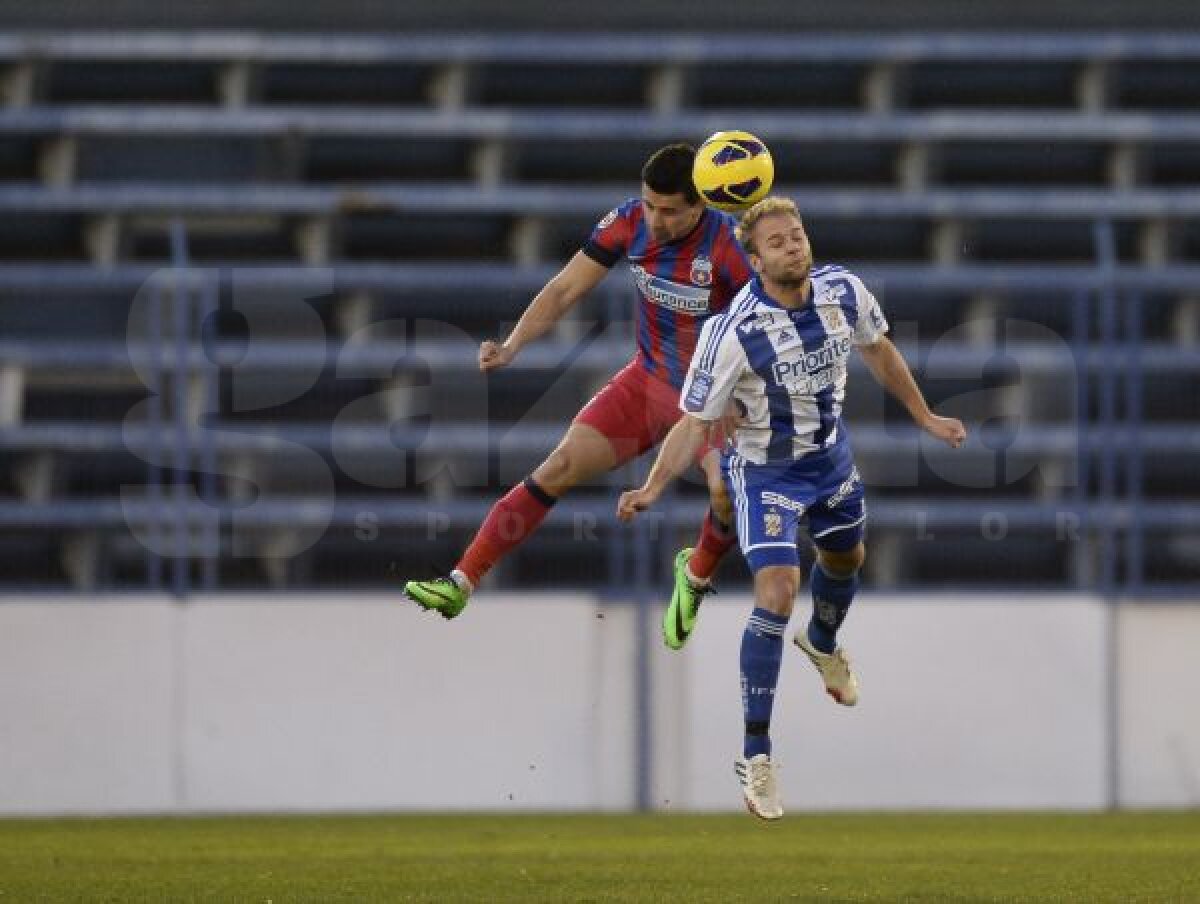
left=5, top=108, right=1200, bottom=142
left=3, top=31, right=1200, bottom=64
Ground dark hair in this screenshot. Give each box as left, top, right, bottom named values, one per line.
left=642, top=143, right=701, bottom=204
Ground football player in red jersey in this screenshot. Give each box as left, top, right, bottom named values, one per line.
left=405, top=144, right=751, bottom=646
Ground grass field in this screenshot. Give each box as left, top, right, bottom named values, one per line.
left=1, top=812, right=1198, bottom=902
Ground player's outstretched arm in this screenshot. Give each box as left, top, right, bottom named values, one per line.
left=617, top=415, right=714, bottom=522
left=480, top=251, right=610, bottom=371
left=858, top=337, right=967, bottom=448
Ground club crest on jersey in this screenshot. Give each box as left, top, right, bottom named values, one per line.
left=818, top=306, right=846, bottom=334
left=684, top=371, right=714, bottom=412
left=690, top=255, right=713, bottom=287
left=597, top=208, right=619, bottom=229
left=764, top=510, right=783, bottom=538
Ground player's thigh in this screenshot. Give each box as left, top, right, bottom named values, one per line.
left=809, top=470, right=867, bottom=573
left=725, top=458, right=805, bottom=573
left=573, top=363, right=664, bottom=467
left=531, top=422, right=620, bottom=495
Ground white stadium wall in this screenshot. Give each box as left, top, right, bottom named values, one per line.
left=0, top=600, right=177, bottom=812
left=664, top=595, right=1110, bottom=811
left=1117, top=604, right=1200, bottom=808
left=0, top=596, right=637, bottom=814
left=0, top=594, right=1197, bottom=814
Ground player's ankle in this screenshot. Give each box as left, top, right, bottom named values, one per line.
left=684, top=561, right=710, bottom=589
left=806, top=619, right=836, bottom=654
left=450, top=569, right=474, bottom=596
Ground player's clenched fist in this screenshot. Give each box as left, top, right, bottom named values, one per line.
left=479, top=340, right=516, bottom=372
left=922, top=414, right=967, bottom=449
left=617, top=487, right=660, bottom=523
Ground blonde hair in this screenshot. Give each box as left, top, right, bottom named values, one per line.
left=735, top=196, right=802, bottom=255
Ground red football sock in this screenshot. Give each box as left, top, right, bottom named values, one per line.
left=687, top=509, right=736, bottom=582
left=455, top=478, right=556, bottom=587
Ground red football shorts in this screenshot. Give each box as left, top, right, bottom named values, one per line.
left=573, top=359, right=726, bottom=468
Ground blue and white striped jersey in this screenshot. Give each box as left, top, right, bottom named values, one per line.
left=679, top=265, right=888, bottom=464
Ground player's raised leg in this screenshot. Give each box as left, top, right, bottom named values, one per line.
left=403, top=422, right=618, bottom=618
left=794, top=539, right=865, bottom=706
left=663, top=449, right=737, bottom=649
left=735, top=563, right=798, bottom=821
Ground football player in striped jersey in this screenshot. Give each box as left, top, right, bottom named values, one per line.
left=618, top=197, right=965, bottom=818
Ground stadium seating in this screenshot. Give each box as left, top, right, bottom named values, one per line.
left=0, top=31, right=1197, bottom=593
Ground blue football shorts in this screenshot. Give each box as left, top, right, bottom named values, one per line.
left=722, top=441, right=866, bottom=572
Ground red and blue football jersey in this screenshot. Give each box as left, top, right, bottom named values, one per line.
left=583, top=199, right=753, bottom=390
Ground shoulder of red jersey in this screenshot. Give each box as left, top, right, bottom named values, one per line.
left=582, top=198, right=641, bottom=268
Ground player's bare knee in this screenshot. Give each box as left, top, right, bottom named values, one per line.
left=533, top=445, right=581, bottom=496
left=755, top=567, right=800, bottom=616
left=817, top=543, right=865, bottom=578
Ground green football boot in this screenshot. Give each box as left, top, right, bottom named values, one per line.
left=403, top=576, right=468, bottom=619
left=662, top=547, right=713, bottom=650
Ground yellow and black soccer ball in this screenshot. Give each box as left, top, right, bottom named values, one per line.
left=692, top=130, right=775, bottom=213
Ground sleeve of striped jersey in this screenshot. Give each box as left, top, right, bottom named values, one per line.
left=678, top=314, right=747, bottom=421
left=581, top=205, right=630, bottom=268
left=852, top=279, right=889, bottom=346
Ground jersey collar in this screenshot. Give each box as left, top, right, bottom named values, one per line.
left=752, top=275, right=814, bottom=312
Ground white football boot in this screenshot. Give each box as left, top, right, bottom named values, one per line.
left=734, top=754, right=783, bottom=821
left=793, top=632, right=859, bottom=706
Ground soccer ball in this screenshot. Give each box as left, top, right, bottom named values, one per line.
left=692, top=130, right=775, bottom=213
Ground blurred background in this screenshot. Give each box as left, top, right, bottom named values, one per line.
left=0, top=0, right=1198, bottom=816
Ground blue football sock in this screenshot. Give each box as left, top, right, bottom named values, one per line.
left=740, top=607, right=790, bottom=758
left=806, top=562, right=860, bottom=654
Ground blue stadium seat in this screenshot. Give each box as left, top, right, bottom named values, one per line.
left=0, top=30, right=1198, bottom=592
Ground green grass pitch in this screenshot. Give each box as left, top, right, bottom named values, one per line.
left=1, top=812, right=1198, bottom=902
